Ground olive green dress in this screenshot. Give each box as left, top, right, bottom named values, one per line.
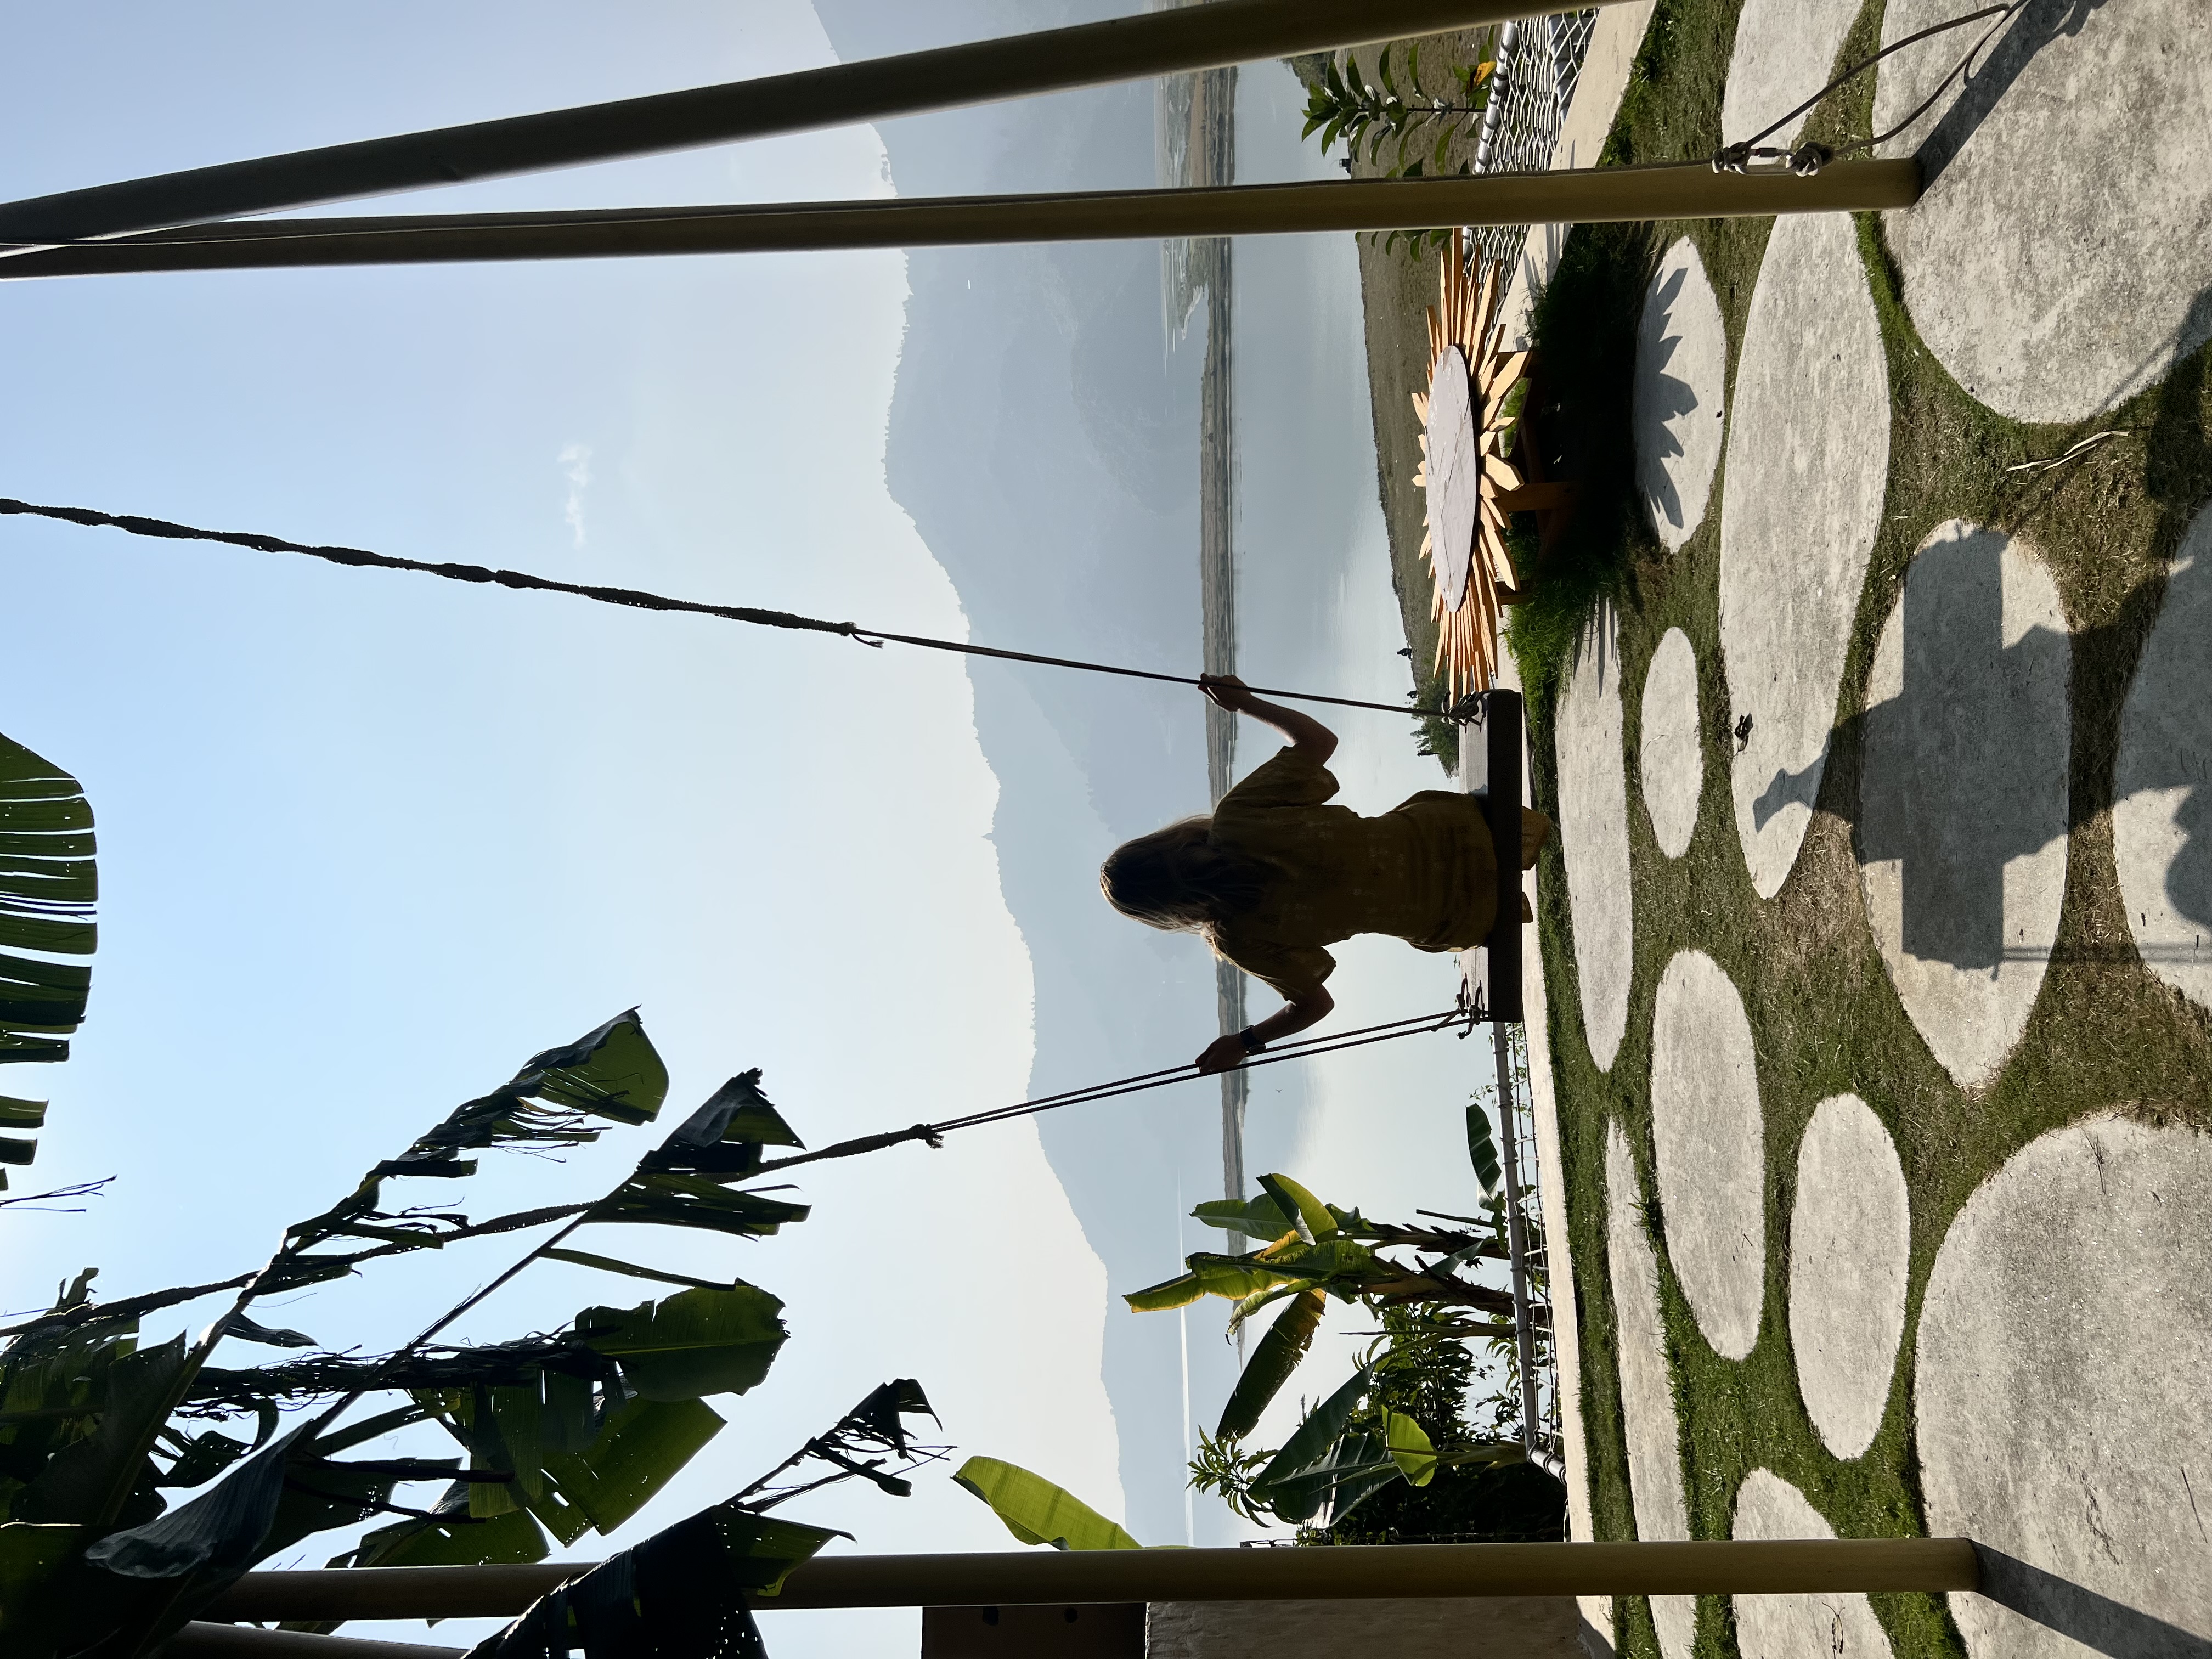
left=1207, top=746, right=1538, bottom=1001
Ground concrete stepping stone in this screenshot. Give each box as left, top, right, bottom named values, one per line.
left=1730, top=1469, right=1897, bottom=1658
left=1857, top=522, right=2069, bottom=1089
left=1604, top=1120, right=1695, bottom=1659
left=1558, top=606, right=1634, bottom=1070
left=1786, top=1095, right=1909, bottom=1459
left=2115, top=502, right=2212, bottom=1012
left=1639, top=628, right=1703, bottom=859
left=1633, top=239, right=1726, bottom=552
left=1917, top=1115, right=2212, bottom=1657
left=1649, top=950, right=1765, bottom=1361
left=1876, top=0, right=2212, bottom=424
left=1720, top=210, right=1890, bottom=899
left=1720, top=0, right=1864, bottom=152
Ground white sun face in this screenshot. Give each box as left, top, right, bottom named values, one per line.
left=1423, top=343, right=1480, bottom=614
left=1410, top=230, right=1533, bottom=702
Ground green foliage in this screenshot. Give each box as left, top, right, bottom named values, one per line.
left=578, top=1284, right=788, bottom=1402
left=1301, top=43, right=1495, bottom=178
left=1464, top=1097, right=1502, bottom=1194
left=1214, top=1290, right=1325, bottom=1440
left=0, top=1017, right=900, bottom=1658
left=952, top=1457, right=1141, bottom=1551
left=470, top=1494, right=844, bottom=1659
left=0, top=732, right=96, bottom=1188
left=1136, top=1181, right=1532, bottom=1534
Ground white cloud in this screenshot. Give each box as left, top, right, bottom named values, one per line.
left=558, top=440, right=592, bottom=546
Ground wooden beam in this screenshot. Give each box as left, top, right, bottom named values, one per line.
left=0, top=162, right=1922, bottom=280
left=0, top=0, right=1640, bottom=248
left=201, top=1538, right=1982, bottom=1622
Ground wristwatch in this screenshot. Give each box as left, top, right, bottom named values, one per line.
left=1237, top=1026, right=1267, bottom=1055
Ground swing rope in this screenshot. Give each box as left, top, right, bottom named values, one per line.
left=751, top=1004, right=1477, bottom=1176
left=0, top=494, right=1473, bottom=723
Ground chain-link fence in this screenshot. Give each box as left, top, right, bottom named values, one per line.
left=1468, top=9, right=1601, bottom=281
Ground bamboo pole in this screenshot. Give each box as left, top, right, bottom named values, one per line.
left=0, top=0, right=1640, bottom=249
left=202, top=1538, right=1980, bottom=1622
left=0, top=162, right=1920, bottom=281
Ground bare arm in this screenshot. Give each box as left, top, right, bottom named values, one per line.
left=1199, top=674, right=1338, bottom=764
left=1195, top=986, right=1334, bottom=1075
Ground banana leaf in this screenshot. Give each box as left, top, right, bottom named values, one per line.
left=587, top=1169, right=809, bottom=1238
left=466, top=1498, right=840, bottom=1659
left=1248, top=1368, right=1373, bottom=1510
left=528, top=1394, right=725, bottom=1543
left=1214, top=1290, right=1325, bottom=1440
left=1189, top=1195, right=1292, bottom=1238
left=952, top=1457, right=1141, bottom=1551
left=1383, top=1410, right=1438, bottom=1487
left=0, top=1523, right=80, bottom=1635
left=341, top=1500, right=549, bottom=1571
left=1256, top=1173, right=1338, bottom=1242
left=579, top=1285, right=787, bottom=1403
left=0, top=735, right=94, bottom=1185
left=1122, top=1255, right=1298, bottom=1313
left=1465, top=1101, right=1502, bottom=1194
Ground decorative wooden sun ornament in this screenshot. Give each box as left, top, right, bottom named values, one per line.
left=1411, top=228, right=1532, bottom=703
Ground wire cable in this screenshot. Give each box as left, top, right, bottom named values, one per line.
left=0, top=493, right=1472, bottom=722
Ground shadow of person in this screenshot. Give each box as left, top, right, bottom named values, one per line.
left=1753, top=527, right=2066, bottom=969
left=1748, top=524, right=2212, bottom=972
left=1911, top=0, right=2108, bottom=189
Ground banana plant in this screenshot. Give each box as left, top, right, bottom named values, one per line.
left=0, top=1013, right=852, bottom=1658
left=0, top=731, right=97, bottom=1193
left=1129, top=1174, right=1528, bottom=1530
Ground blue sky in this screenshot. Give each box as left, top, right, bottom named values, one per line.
left=0, top=4, right=1506, bottom=1648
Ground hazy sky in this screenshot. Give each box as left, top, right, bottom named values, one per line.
left=0, top=5, right=1502, bottom=1649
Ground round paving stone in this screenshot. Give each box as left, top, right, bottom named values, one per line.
left=2115, top=501, right=2212, bottom=1012
left=1649, top=950, right=1765, bottom=1361
left=1605, top=1120, right=1695, bottom=1659
left=1720, top=0, right=1865, bottom=150
left=1876, top=0, right=2212, bottom=424
left=1633, top=239, right=1727, bottom=552
left=1720, top=210, right=1891, bottom=899
left=1731, top=1469, right=1897, bottom=1659
left=1917, top=1116, right=2212, bottom=1658
left=1858, top=522, right=2069, bottom=1090
left=1787, top=1095, right=1909, bottom=1459
left=1640, top=627, right=1703, bottom=860
left=1558, top=605, right=1634, bottom=1070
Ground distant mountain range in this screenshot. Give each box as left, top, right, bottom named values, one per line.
left=812, top=0, right=1249, bottom=1544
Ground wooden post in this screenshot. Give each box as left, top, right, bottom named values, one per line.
left=0, top=162, right=1922, bottom=280
left=200, top=1538, right=1983, bottom=1623
left=0, top=0, right=1641, bottom=247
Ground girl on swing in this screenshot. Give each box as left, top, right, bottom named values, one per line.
left=1101, top=674, right=1550, bottom=1075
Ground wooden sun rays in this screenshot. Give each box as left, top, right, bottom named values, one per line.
left=1410, top=228, right=1543, bottom=703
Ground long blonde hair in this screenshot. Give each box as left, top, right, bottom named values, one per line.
left=1098, top=817, right=1269, bottom=939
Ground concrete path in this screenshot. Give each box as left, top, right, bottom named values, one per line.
left=1730, top=1470, right=1897, bottom=1658
left=1857, top=522, right=2071, bottom=1088
left=1786, top=1095, right=1909, bottom=1460
left=1720, top=209, right=1891, bottom=899
left=1638, top=628, right=1703, bottom=861
left=2116, top=501, right=2212, bottom=1013
left=1558, top=607, right=1634, bottom=1069
left=1877, top=0, right=2212, bottom=423
left=1632, top=240, right=1726, bottom=554
left=1604, top=1121, right=1695, bottom=1659
left=1647, top=950, right=1766, bottom=1362
left=1916, top=1116, right=2212, bottom=1657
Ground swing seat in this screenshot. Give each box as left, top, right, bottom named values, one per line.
left=1464, top=689, right=1525, bottom=1025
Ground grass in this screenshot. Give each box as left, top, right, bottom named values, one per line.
left=1345, top=0, right=2212, bottom=1652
